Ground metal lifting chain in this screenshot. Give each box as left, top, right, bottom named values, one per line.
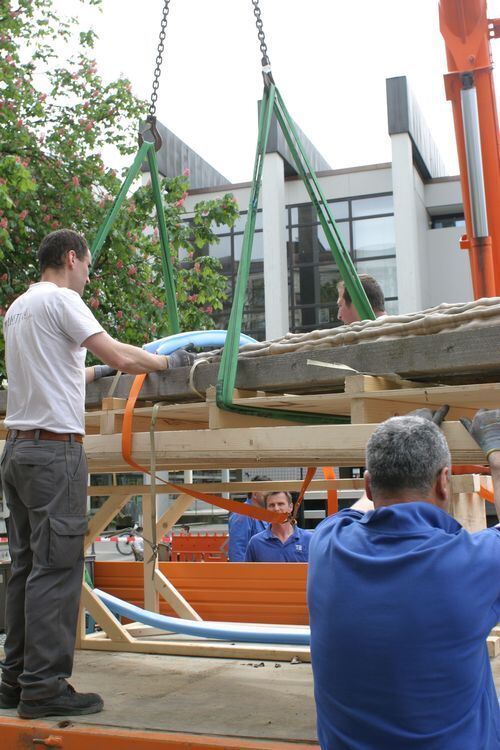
left=251, top=0, right=271, bottom=68
left=149, top=0, right=171, bottom=119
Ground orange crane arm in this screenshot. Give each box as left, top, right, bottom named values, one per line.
left=439, top=0, right=500, bottom=298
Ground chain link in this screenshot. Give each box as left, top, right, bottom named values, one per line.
left=251, top=0, right=271, bottom=68
left=149, top=0, right=171, bottom=118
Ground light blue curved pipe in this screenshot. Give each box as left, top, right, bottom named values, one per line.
left=94, top=588, right=310, bottom=646
left=143, top=330, right=256, bottom=356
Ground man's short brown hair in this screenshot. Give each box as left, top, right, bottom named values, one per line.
left=337, top=274, right=385, bottom=312
left=38, top=229, right=89, bottom=273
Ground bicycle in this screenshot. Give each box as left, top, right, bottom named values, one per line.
left=115, top=526, right=143, bottom=559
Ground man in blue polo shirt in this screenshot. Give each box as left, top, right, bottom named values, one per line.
left=308, top=409, right=500, bottom=750
left=227, top=476, right=270, bottom=561
left=245, top=491, right=312, bottom=562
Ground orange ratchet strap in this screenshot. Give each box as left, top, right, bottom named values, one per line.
left=452, top=465, right=491, bottom=475
left=292, top=467, right=317, bottom=522
left=121, top=374, right=288, bottom=524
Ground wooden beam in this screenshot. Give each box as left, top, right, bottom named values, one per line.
left=154, top=568, right=202, bottom=622
left=4, top=325, right=500, bottom=416
left=156, top=494, right=196, bottom=536
left=79, top=634, right=311, bottom=662
left=449, top=493, right=486, bottom=532
left=88, top=476, right=477, bottom=496
left=61, top=422, right=486, bottom=472
left=80, top=582, right=134, bottom=643
left=85, top=493, right=139, bottom=549
left=75, top=324, right=500, bottom=408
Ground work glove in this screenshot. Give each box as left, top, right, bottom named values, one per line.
left=408, top=404, right=449, bottom=427
left=166, top=348, right=196, bottom=369
left=94, top=364, right=118, bottom=380
left=459, top=409, right=500, bottom=459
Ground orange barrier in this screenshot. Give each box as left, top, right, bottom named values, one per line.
left=0, top=717, right=317, bottom=750
left=171, top=532, right=229, bottom=562
left=94, top=561, right=309, bottom=625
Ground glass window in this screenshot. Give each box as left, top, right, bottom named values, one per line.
left=318, top=222, right=351, bottom=260
left=431, top=215, right=465, bottom=229
left=242, top=310, right=265, bottom=333
left=352, top=194, right=393, bottom=218
left=353, top=216, right=395, bottom=259
left=384, top=299, right=399, bottom=316
left=292, top=266, right=316, bottom=306
left=210, top=221, right=231, bottom=235
left=327, top=200, right=349, bottom=220
left=234, top=231, right=263, bottom=261
left=289, top=225, right=317, bottom=262
left=234, top=211, right=263, bottom=233
left=319, top=266, right=341, bottom=304
left=356, top=257, right=398, bottom=299
left=317, top=306, right=340, bottom=326
left=209, top=234, right=231, bottom=261
left=246, top=274, right=265, bottom=307
left=290, top=204, right=318, bottom=226
left=293, top=307, right=317, bottom=329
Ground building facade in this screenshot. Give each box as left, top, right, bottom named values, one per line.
left=155, top=76, right=473, bottom=343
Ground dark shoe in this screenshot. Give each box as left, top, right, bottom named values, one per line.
left=18, top=684, right=103, bottom=719
left=0, top=681, right=21, bottom=709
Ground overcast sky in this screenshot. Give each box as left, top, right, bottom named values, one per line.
left=64, top=0, right=500, bottom=182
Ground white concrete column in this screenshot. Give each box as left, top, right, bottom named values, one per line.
left=262, top=152, right=289, bottom=339
left=221, top=468, right=230, bottom=499
left=391, top=133, right=426, bottom=313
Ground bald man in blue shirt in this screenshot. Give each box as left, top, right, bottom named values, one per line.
left=308, top=409, right=500, bottom=750
left=245, top=491, right=312, bottom=562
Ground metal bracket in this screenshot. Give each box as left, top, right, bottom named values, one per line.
left=138, top=116, right=162, bottom=152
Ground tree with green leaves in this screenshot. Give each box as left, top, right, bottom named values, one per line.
left=0, top=0, right=238, bottom=380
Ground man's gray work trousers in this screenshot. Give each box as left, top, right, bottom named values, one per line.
left=0, top=434, right=88, bottom=700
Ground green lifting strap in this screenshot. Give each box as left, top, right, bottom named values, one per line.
left=215, top=82, right=375, bottom=425
left=90, top=138, right=180, bottom=337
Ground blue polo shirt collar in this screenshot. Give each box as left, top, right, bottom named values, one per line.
left=263, top=524, right=300, bottom=542
left=358, top=501, right=462, bottom=534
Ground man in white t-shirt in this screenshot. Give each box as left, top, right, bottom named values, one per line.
left=0, top=229, right=194, bottom=719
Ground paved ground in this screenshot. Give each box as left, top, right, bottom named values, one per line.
left=0, top=648, right=317, bottom=743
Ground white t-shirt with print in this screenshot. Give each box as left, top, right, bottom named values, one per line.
left=4, top=282, right=103, bottom=434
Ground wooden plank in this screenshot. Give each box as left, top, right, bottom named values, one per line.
left=3, top=324, right=500, bottom=415
left=79, top=634, right=311, bottom=662
left=50, top=422, right=485, bottom=472
left=448, top=493, right=487, bottom=532
left=80, top=582, right=134, bottom=643
left=75, top=324, right=500, bottom=407
left=82, top=381, right=500, bottom=434
left=156, top=493, right=196, bottom=536
left=87, top=476, right=477, bottom=496
left=154, top=568, right=202, bottom=622
left=487, top=635, right=500, bottom=659
left=344, top=374, right=423, bottom=393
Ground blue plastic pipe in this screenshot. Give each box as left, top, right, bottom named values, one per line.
left=94, top=588, right=310, bottom=646
left=143, top=330, right=256, bottom=356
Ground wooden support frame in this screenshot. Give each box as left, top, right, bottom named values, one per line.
left=4, top=372, right=497, bottom=660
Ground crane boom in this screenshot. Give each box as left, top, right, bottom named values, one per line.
left=439, top=0, right=500, bottom=298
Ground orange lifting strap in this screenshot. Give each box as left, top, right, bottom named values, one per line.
left=121, top=373, right=308, bottom=524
